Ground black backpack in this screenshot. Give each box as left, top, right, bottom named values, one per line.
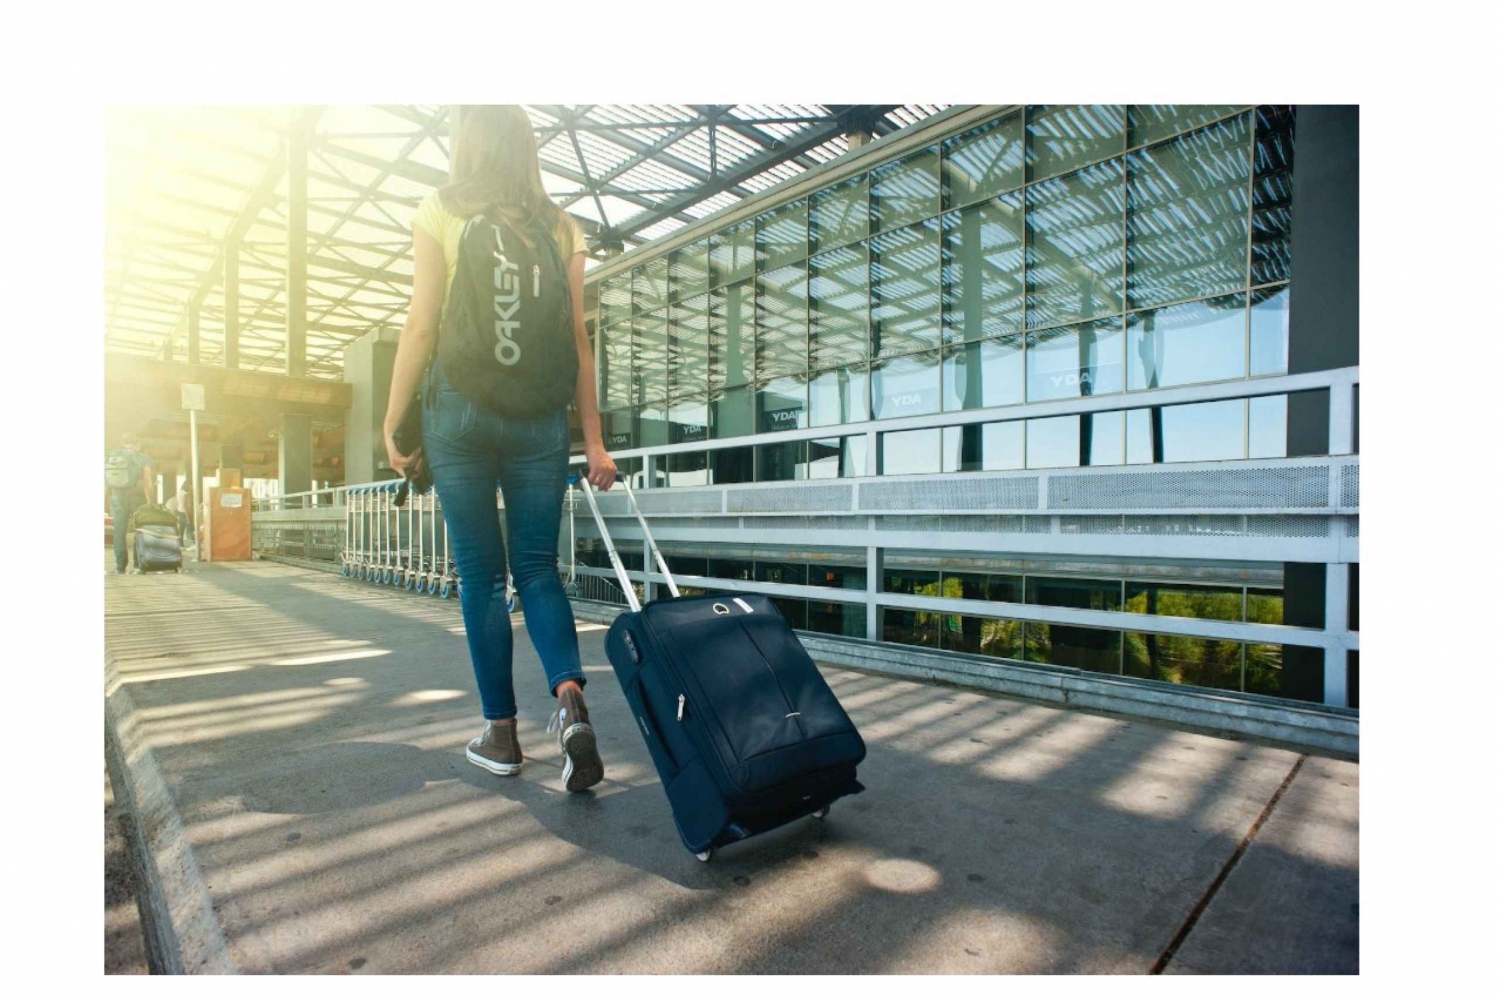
left=437, top=210, right=578, bottom=418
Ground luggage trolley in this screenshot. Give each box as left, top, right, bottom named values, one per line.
left=341, top=486, right=355, bottom=576
left=383, top=481, right=400, bottom=586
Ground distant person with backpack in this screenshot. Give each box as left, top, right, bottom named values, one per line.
left=105, top=432, right=153, bottom=573
left=383, top=106, right=618, bottom=792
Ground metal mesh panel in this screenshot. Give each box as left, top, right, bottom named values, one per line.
left=755, top=515, right=861, bottom=532
left=1121, top=515, right=1248, bottom=536
left=874, top=515, right=945, bottom=532
left=1341, top=464, right=1359, bottom=508
left=636, top=489, right=724, bottom=514
left=1023, top=516, right=1055, bottom=534
left=1050, top=466, right=1331, bottom=510
left=727, top=483, right=853, bottom=513
left=1060, top=515, right=1125, bottom=535
left=1347, top=517, right=1359, bottom=538
left=858, top=476, right=1040, bottom=511
left=1245, top=516, right=1331, bottom=538
left=941, top=515, right=1027, bottom=534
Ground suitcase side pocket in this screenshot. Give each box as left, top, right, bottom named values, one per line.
left=628, top=673, right=681, bottom=779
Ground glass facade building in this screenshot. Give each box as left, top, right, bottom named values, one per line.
left=580, top=105, right=1357, bottom=713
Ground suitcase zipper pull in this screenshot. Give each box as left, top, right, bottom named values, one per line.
left=533, top=264, right=541, bottom=296
left=677, top=694, right=686, bottom=722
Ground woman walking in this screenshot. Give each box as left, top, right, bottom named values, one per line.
left=383, top=105, right=617, bottom=791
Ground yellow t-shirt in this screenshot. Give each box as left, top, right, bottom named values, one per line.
left=413, top=192, right=588, bottom=321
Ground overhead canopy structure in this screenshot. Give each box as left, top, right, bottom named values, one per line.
left=105, top=104, right=949, bottom=380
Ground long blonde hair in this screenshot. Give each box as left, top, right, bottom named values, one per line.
left=439, top=105, right=568, bottom=247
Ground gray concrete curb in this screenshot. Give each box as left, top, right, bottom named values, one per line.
left=568, top=598, right=1359, bottom=760
left=104, top=648, right=237, bottom=975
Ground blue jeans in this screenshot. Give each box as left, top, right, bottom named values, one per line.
left=423, top=371, right=583, bottom=721
left=110, top=492, right=142, bottom=572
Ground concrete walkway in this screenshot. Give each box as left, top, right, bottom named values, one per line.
left=104, top=556, right=1358, bottom=974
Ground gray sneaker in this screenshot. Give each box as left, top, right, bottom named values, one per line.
left=547, top=688, right=603, bottom=792
left=466, top=720, right=523, bottom=776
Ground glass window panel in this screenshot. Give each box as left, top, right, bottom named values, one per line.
left=1124, top=632, right=1243, bottom=690
left=942, top=196, right=1024, bottom=344
left=1128, top=105, right=1247, bottom=148
left=1252, top=106, right=1296, bottom=286
left=881, top=428, right=942, bottom=476
left=709, top=281, right=755, bottom=389
left=757, top=375, right=807, bottom=433
left=771, top=597, right=809, bottom=630
left=1026, top=575, right=1122, bottom=611
left=807, top=437, right=844, bottom=479
left=636, top=404, right=669, bottom=449
left=601, top=408, right=633, bottom=451
left=668, top=396, right=709, bottom=444
left=666, top=451, right=710, bottom=487
left=710, top=383, right=756, bottom=440
left=807, top=600, right=867, bottom=639
left=884, top=567, right=940, bottom=595
left=756, top=198, right=808, bottom=270
left=1350, top=564, right=1359, bottom=632
left=943, top=615, right=1022, bottom=659
left=1249, top=285, right=1290, bottom=376
left=633, top=257, right=668, bottom=313
left=871, top=349, right=941, bottom=419
left=942, top=113, right=1024, bottom=210
left=668, top=238, right=710, bottom=302
left=1027, top=415, right=1081, bottom=469
left=710, top=444, right=754, bottom=484
left=1083, top=410, right=1125, bottom=467
left=883, top=608, right=942, bottom=649
left=665, top=554, right=710, bottom=577
left=1246, top=588, right=1284, bottom=625
left=942, top=335, right=1024, bottom=412
left=708, top=558, right=753, bottom=581
left=841, top=434, right=868, bottom=477
left=633, top=309, right=669, bottom=404
left=756, top=560, right=808, bottom=586
left=756, top=440, right=807, bottom=482
left=599, top=322, right=634, bottom=410
left=709, top=218, right=755, bottom=287
left=1248, top=395, right=1288, bottom=459
left=1127, top=113, right=1253, bottom=308
left=669, top=294, right=710, bottom=400
left=809, top=365, right=870, bottom=426
left=942, top=421, right=1024, bottom=473
left=809, top=243, right=869, bottom=370
left=1026, top=105, right=1125, bottom=182
left=1026, top=160, right=1126, bottom=329
left=810, top=173, right=869, bottom=253
left=599, top=275, right=633, bottom=329
left=941, top=571, right=991, bottom=600
left=1125, top=581, right=1245, bottom=622
left=1024, top=622, right=1121, bottom=673
left=1127, top=294, right=1247, bottom=390
left=1026, top=317, right=1124, bottom=402
left=1243, top=642, right=1285, bottom=698
left=1127, top=399, right=1245, bottom=464
left=870, top=146, right=940, bottom=233
left=871, top=219, right=942, bottom=358
left=756, top=263, right=808, bottom=380
left=810, top=563, right=867, bottom=590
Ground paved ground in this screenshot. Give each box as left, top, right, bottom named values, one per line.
left=105, top=768, right=150, bottom=975
left=104, top=555, right=1358, bottom=974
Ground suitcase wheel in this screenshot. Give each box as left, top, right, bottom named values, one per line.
left=814, top=805, right=831, bottom=820
left=694, top=848, right=714, bottom=863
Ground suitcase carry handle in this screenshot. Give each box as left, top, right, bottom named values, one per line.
left=574, top=473, right=679, bottom=611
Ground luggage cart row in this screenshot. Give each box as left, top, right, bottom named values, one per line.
left=341, top=482, right=515, bottom=610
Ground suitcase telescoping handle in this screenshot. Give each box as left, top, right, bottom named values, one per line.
left=569, top=471, right=679, bottom=612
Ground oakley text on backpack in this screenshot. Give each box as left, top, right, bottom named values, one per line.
left=437, top=212, right=578, bottom=418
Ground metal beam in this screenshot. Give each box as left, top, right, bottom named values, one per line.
left=611, top=116, right=857, bottom=239
left=287, top=115, right=309, bottom=378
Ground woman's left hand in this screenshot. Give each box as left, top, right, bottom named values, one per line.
left=385, top=427, right=422, bottom=480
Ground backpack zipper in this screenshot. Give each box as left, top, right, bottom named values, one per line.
left=532, top=264, right=540, bottom=297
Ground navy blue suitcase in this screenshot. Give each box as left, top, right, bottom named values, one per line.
left=577, top=477, right=865, bottom=861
